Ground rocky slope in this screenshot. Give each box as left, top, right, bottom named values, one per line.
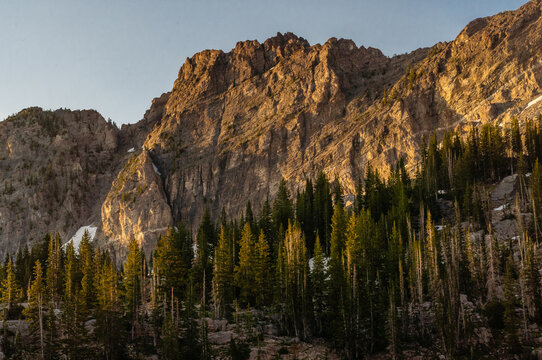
left=1, top=1, right=542, bottom=254
left=0, top=108, right=119, bottom=256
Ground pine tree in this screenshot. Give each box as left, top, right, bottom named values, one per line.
left=195, top=209, right=215, bottom=306
left=311, top=235, right=327, bottom=336
left=244, top=200, right=255, bottom=231
left=523, top=235, right=542, bottom=323
left=332, top=178, right=344, bottom=208
left=278, top=222, right=311, bottom=339
left=258, top=198, right=274, bottom=252
left=1, top=259, right=22, bottom=319
left=511, top=117, right=522, bottom=170
left=424, top=212, right=440, bottom=298
left=45, top=233, right=62, bottom=304
left=235, top=223, right=256, bottom=305
left=531, top=159, right=542, bottom=241
left=297, top=179, right=315, bottom=254
left=272, top=179, right=294, bottom=233
left=503, top=255, right=521, bottom=353
left=60, top=288, right=88, bottom=359
left=354, top=176, right=364, bottom=215
left=45, top=303, right=60, bottom=359
left=60, top=241, right=89, bottom=359
left=15, top=245, right=31, bottom=292
left=63, top=242, right=78, bottom=301
left=254, top=230, right=271, bottom=305
left=123, top=238, right=143, bottom=340
left=79, top=230, right=95, bottom=316
left=212, top=226, right=234, bottom=317
left=154, top=224, right=193, bottom=303
left=328, top=203, right=347, bottom=349
left=95, top=253, right=126, bottom=359
left=387, top=285, right=400, bottom=360
left=160, top=314, right=180, bottom=359
left=314, top=172, right=333, bottom=254
left=23, top=260, right=46, bottom=359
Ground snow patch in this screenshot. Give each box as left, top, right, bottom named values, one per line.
left=526, top=172, right=532, bottom=177
left=63, top=226, right=97, bottom=253
left=493, top=204, right=508, bottom=211
left=309, top=256, right=330, bottom=272
left=152, top=162, right=161, bottom=176
left=127, top=147, right=135, bottom=153
left=526, top=95, right=542, bottom=109
left=437, top=190, right=447, bottom=195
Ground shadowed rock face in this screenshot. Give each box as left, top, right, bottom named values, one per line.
left=2, top=1, right=542, bottom=256
left=0, top=108, right=119, bottom=256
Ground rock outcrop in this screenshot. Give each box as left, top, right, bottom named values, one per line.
left=0, top=108, right=119, bottom=256
left=100, top=150, right=173, bottom=257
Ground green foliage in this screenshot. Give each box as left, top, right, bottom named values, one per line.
left=46, top=233, right=63, bottom=303
left=235, top=223, right=257, bottom=305
left=154, top=224, right=193, bottom=302
left=195, top=208, right=216, bottom=305
left=123, top=237, right=143, bottom=342
left=272, top=179, right=294, bottom=233
left=160, top=314, right=180, bottom=360
left=6, top=114, right=542, bottom=358
left=213, top=226, right=235, bottom=317
left=1, top=260, right=23, bottom=318
left=229, top=337, right=251, bottom=360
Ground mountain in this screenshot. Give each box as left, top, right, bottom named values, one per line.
left=1, top=0, right=542, bottom=255
left=0, top=108, right=119, bottom=255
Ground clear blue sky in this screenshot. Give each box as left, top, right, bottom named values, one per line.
left=0, top=0, right=527, bottom=125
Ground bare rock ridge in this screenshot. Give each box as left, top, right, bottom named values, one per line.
left=1, top=1, right=542, bottom=254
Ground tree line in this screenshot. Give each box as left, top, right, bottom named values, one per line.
left=1, top=116, right=542, bottom=358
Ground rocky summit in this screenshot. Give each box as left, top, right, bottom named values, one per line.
left=1, top=1, right=542, bottom=255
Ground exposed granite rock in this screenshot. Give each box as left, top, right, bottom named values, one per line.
left=100, top=150, right=173, bottom=257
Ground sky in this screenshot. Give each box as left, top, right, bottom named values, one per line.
left=0, top=0, right=527, bottom=125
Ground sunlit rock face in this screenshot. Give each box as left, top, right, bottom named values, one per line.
left=100, top=150, right=173, bottom=257
left=139, top=1, right=542, bottom=231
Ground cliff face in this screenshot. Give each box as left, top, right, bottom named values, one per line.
left=100, top=150, right=173, bottom=257
left=0, top=108, right=119, bottom=256
left=126, top=0, right=541, bottom=238
left=140, top=33, right=428, bottom=228
left=1, top=1, right=542, bottom=255
left=381, top=0, right=542, bottom=131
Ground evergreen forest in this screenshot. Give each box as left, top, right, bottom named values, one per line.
left=3, top=117, right=542, bottom=359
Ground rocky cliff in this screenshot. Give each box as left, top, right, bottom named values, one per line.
left=1, top=1, right=542, bottom=255
left=0, top=108, right=119, bottom=255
